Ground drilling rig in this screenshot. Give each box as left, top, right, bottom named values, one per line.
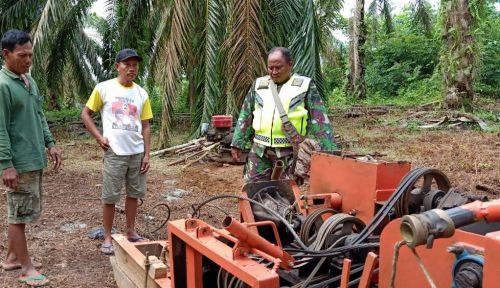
left=110, top=152, right=499, bottom=288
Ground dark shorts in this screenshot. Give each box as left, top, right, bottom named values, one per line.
left=7, top=170, right=43, bottom=224
left=102, top=149, right=146, bottom=204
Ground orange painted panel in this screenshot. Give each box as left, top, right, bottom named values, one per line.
left=378, top=219, right=500, bottom=288
left=309, top=153, right=410, bottom=224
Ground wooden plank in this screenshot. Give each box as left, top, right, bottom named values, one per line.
left=110, top=256, right=138, bottom=288
left=112, top=234, right=164, bottom=288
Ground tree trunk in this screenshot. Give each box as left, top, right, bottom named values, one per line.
left=346, top=0, right=366, bottom=99
left=442, top=0, right=475, bottom=112
left=48, top=92, right=61, bottom=111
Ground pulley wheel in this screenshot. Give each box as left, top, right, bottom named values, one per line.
left=310, top=213, right=365, bottom=250
left=299, top=208, right=337, bottom=246
left=395, top=169, right=450, bottom=217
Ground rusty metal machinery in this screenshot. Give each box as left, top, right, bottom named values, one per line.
left=203, top=115, right=248, bottom=164
left=112, top=151, right=499, bottom=288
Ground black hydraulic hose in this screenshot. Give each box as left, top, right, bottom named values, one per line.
left=351, top=167, right=427, bottom=245
left=290, top=243, right=379, bottom=258
left=191, top=194, right=310, bottom=250
left=287, top=169, right=425, bottom=255
left=145, top=203, right=171, bottom=234
left=192, top=168, right=431, bottom=255
left=307, top=265, right=365, bottom=288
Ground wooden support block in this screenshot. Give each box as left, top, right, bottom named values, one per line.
left=111, top=234, right=167, bottom=288
left=110, top=256, right=138, bottom=288
left=147, top=256, right=168, bottom=279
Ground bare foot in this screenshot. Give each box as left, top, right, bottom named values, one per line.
left=1, top=257, right=42, bottom=271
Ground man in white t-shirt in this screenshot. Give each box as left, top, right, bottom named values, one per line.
left=81, top=48, right=153, bottom=255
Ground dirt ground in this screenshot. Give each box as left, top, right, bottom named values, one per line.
left=0, top=109, right=498, bottom=287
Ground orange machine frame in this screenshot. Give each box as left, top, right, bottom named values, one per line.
left=378, top=220, right=500, bottom=287
left=168, top=218, right=282, bottom=288
left=307, top=152, right=411, bottom=224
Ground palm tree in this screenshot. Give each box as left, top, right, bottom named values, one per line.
left=151, top=0, right=342, bottom=147
left=367, top=0, right=394, bottom=36
left=346, top=0, right=366, bottom=99
left=2, top=0, right=344, bottom=147
left=410, top=0, right=434, bottom=37
left=440, top=0, right=484, bottom=111
left=0, top=0, right=102, bottom=109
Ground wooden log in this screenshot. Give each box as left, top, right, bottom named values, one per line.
left=151, top=138, right=205, bottom=157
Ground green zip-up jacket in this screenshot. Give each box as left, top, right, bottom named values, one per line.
left=0, top=67, right=55, bottom=173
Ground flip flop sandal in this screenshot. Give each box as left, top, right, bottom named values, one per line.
left=127, top=236, right=148, bottom=242
left=19, top=274, right=49, bottom=287
left=99, top=243, right=114, bottom=255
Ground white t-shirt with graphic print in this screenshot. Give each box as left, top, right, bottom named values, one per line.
left=86, top=79, right=153, bottom=155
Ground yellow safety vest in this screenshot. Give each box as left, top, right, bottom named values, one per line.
left=252, top=74, right=310, bottom=147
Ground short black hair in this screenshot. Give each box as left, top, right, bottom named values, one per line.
left=1, top=29, right=32, bottom=51
left=268, top=47, right=292, bottom=63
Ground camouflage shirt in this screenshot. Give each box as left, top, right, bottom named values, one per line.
left=231, top=76, right=337, bottom=158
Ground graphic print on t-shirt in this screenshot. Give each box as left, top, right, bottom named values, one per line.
left=111, top=97, right=139, bottom=132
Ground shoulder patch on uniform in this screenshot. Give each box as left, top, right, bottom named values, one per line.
left=257, top=79, right=269, bottom=89
left=291, top=78, right=304, bottom=87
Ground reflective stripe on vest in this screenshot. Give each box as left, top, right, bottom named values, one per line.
left=252, top=75, right=310, bottom=147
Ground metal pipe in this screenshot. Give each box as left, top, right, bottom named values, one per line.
left=401, top=199, right=500, bottom=248
left=222, top=216, right=294, bottom=269
left=271, top=160, right=284, bottom=180
left=144, top=251, right=150, bottom=288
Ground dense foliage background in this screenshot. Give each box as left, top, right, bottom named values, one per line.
left=0, top=0, right=498, bottom=146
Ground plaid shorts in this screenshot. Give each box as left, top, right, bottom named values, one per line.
left=102, top=148, right=146, bottom=204
left=6, top=170, right=43, bottom=224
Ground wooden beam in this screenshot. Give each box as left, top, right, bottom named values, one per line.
left=110, top=256, right=138, bottom=288
left=111, top=234, right=169, bottom=288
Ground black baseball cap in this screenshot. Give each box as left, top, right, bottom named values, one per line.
left=115, top=48, right=143, bottom=63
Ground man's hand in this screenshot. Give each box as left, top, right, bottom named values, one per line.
left=98, top=137, right=110, bottom=151
left=231, top=147, right=242, bottom=161
left=3, top=167, right=18, bottom=189
left=48, top=146, right=62, bottom=172
left=140, top=154, right=150, bottom=174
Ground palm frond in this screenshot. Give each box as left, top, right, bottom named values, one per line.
left=153, top=0, right=194, bottom=147
left=263, top=0, right=303, bottom=47
left=367, top=0, right=393, bottom=34
left=224, top=0, right=267, bottom=114
left=380, top=0, right=393, bottom=33
left=290, top=0, right=325, bottom=98
left=411, top=0, right=433, bottom=36
left=31, top=0, right=69, bottom=50
left=190, top=0, right=228, bottom=138
left=42, top=0, right=95, bottom=93
left=0, top=0, right=40, bottom=33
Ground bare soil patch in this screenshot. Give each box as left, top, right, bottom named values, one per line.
left=0, top=109, right=498, bottom=287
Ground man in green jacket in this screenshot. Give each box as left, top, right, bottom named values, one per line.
left=231, top=47, right=336, bottom=182
left=0, top=29, right=61, bottom=287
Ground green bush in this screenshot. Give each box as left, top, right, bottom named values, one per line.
left=365, top=33, right=440, bottom=97
left=44, top=107, right=82, bottom=122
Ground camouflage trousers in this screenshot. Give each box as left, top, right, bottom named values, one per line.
left=6, top=170, right=43, bottom=224
left=243, top=147, right=294, bottom=183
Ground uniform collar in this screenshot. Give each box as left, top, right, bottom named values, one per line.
left=272, top=73, right=294, bottom=86
left=1, top=66, right=24, bottom=80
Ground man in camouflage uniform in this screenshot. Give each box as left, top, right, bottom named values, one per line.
left=231, top=47, right=336, bottom=182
